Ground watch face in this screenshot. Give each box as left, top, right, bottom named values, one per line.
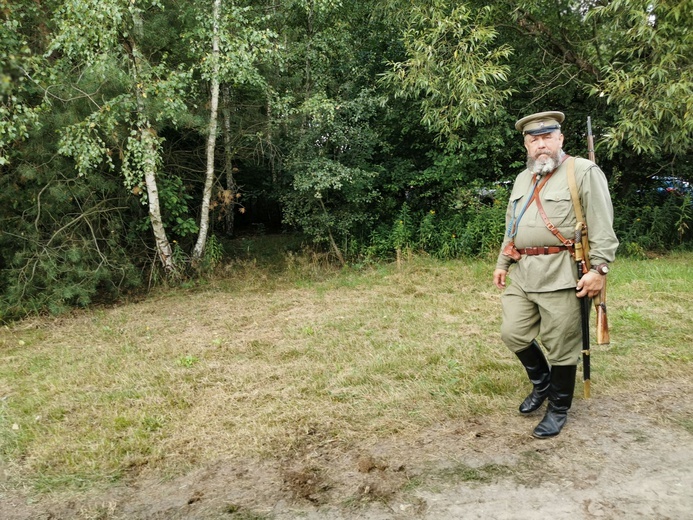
left=599, top=265, right=609, bottom=274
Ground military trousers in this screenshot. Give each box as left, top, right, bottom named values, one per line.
left=500, top=283, right=586, bottom=366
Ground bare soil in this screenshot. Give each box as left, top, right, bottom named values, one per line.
left=2, top=379, right=691, bottom=520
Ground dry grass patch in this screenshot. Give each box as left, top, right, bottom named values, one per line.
left=1, top=251, right=692, bottom=493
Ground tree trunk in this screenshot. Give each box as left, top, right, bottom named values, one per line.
left=129, top=6, right=174, bottom=272
left=193, top=0, right=222, bottom=261
left=141, top=128, right=175, bottom=272
left=222, top=85, right=236, bottom=238
left=318, top=198, right=345, bottom=266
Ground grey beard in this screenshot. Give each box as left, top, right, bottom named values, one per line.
left=526, top=151, right=563, bottom=176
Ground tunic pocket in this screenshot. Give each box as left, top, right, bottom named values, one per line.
left=541, top=189, right=573, bottom=226
left=509, top=190, right=526, bottom=205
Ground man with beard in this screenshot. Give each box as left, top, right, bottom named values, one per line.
left=492, top=111, right=618, bottom=438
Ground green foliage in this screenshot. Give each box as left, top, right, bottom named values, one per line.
left=612, top=188, right=693, bottom=255
left=391, top=203, right=415, bottom=251
left=675, top=195, right=692, bottom=241
left=48, top=0, right=127, bottom=64
left=365, top=186, right=507, bottom=261
left=382, top=1, right=512, bottom=148
left=176, top=355, right=199, bottom=368
left=452, top=198, right=507, bottom=258
left=282, top=157, right=380, bottom=247
left=280, top=87, right=384, bottom=249
left=58, top=117, right=116, bottom=177
left=184, top=1, right=276, bottom=88
left=131, top=174, right=198, bottom=239
left=0, top=2, right=45, bottom=165
left=588, top=0, right=693, bottom=156
left=0, top=167, right=143, bottom=322
left=203, top=234, right=225, bottom=269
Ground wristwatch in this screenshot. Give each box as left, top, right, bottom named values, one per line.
left=594, top=263, right=609, bottom=275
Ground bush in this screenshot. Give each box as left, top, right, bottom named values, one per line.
left=613, top=189, right=693, bottom=255
left=363, top=185, right=507, bottom=261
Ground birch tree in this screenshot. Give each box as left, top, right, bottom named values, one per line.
left=127, top=4, right=175, bottom=271
left=186, top=0, right=275, bottom=261
left=49, top=0, right=189, bottom=272
left=192, top=0, right=222, bottom=262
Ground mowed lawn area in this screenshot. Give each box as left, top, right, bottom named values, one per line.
left=1, top=251, right=691, bottom=492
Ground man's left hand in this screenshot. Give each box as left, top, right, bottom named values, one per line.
left=576, top=270, right=604, bottom=298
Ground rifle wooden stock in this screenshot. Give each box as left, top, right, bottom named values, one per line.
left=596, top=283, right=610, bottom=345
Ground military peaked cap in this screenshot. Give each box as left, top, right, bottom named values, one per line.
left=515, top=111, right=565, bottom=135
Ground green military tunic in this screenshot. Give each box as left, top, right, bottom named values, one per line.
left=496, top=156, right=618, bottom=365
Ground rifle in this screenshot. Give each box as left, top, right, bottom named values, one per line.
left=574, top=117, right=611, bottom=399
left=587, top=117, right=610, bottom=346
left=575, top=223, right=591, bottom=398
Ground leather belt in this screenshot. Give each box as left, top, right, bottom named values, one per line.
left=517, top=245, right=572, bottom=256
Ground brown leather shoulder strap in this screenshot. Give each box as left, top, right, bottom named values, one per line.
left=534, top=196, right=574, bottom=247
left=527, top=171, right=554, bottom=206
left=509, top=155, right=572, bottom=240
left=533, top=159, right=575, bottom=248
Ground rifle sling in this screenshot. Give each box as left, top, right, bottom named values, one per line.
left=565, top=157, right=592, bottom=270
left=567, top=157, right=606, bottom=317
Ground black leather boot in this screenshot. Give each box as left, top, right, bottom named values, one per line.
left=515, top=340, right=551, bottom=414
left=532, top=364, right=577, bottom=439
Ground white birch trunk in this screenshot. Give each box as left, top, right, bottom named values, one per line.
left=142, top=129, right=175, bottom=271
left=129, top=6, right=174, bottom=271
left=192, top=0, right=222, bottom=261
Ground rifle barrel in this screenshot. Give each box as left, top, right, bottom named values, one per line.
left=587, top=116, right=596, bottom=163
left=577, top=258, right=592, bottom=398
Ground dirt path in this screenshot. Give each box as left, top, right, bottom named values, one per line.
left=2, top=381, right=691, bottom=520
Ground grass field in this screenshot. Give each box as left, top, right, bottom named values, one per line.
left=1, top=245, right=692, bottom=494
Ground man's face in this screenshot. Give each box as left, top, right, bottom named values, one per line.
left=524, top=130, right=564, bottom=174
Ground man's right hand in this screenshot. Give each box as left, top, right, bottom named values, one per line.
left=493, top=269, right=508, bottom=290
